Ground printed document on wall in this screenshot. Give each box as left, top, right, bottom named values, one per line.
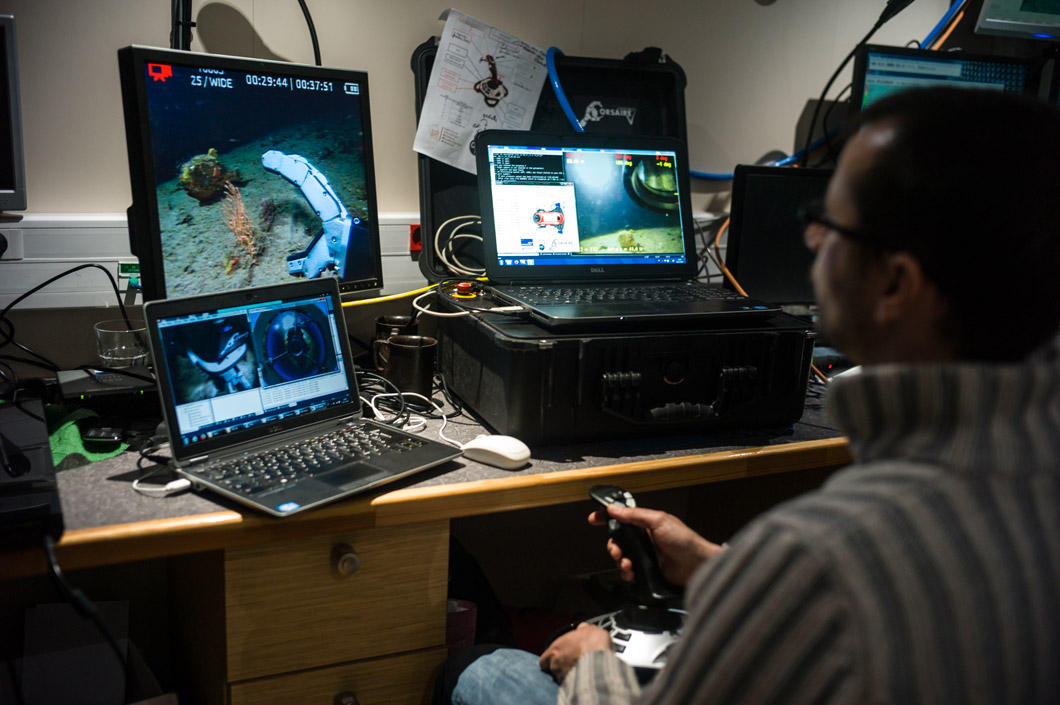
left=413, top=9, right=547, bottom=175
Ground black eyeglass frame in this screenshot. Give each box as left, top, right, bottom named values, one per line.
left=797, top=200, right=866, bottom=244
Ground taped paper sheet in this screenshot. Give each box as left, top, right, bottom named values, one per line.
left=413, top=9, right=547, bottom=174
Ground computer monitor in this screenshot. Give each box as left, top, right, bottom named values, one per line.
left=976, top=0, right=1060, bottom=40
left=0, top=15, right=26, bottom=213
left=851, top=45, right=1033, bottom=112
left=724, top=165, right=832, bottom=306
left=118, top=46, right=383, bottom=300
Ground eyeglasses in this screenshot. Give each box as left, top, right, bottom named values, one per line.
left=796, top=200, right=865, bottom=243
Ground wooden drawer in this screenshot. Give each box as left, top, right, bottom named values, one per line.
left=229, top=647, right=445, bottom=705
left=225, top=520, right=448, bottom=681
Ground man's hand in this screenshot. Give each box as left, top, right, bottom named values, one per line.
left=589, top=505, right=725, bottom=586
left=539, top=623, right=612, bottom=683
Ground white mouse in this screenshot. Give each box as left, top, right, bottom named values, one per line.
left=460, top=434, right=531, bottom=469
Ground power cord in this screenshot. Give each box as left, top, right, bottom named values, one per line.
left=1, top=263, right=143, bottom=398
left=799, top=0, right=918, bottom=167
left=42, top=535, right=128, bottom=675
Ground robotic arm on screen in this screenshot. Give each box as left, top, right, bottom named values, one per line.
left=186, top=327, right=254, bottom=394
left=262, top=150, right=367, bottom=279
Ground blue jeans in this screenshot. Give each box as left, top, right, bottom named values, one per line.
left=451, top=648, right=559, bottom=705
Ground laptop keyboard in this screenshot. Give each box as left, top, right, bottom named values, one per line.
left=507, top=282, right=746, bottom=305
left=194, top=423, right=426, bottom=496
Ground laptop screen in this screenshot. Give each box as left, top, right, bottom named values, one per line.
left=149, top=282, right=356, bottom=451
left=477, top=131, right=696, bottom=283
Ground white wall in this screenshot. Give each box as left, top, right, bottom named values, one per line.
left=6, top=0, right=947, bottom=215
left=0, top=0, right=948, bottom=308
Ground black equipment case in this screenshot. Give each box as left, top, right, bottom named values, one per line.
left=411, top=40, right=688, bottom=281
left=438, top=312, right=815, bottom=445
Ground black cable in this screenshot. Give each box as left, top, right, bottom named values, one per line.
left=0, top=354, right=60, bottom=374
left=815, top=82, right=853, bottom=168
left=76, top=364, right=156, bottom=384
left=4, top=656, right=26, bottom=705
left=136, top=442, right=172, bottom=470
left=42, top=535, right=129, bottom=676
left=296, top=0, right=322, bottom=66
left=436, top=371, right=468, bottom=418
left=356, top=368, right=409, bottom=426
left=1, top=264, right=136, bottom=377
left=799, top=1, right=917, bottom=167
left=1, top=264, right=132, bottom=328
left=0, top=317, right=58, bottom=372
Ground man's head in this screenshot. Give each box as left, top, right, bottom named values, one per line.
left=805, top=87, right=1060, bottom=364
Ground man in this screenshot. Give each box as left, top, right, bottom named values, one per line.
left=450, top=87, right=1060, bottom=705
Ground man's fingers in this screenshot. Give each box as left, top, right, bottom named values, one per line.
left=607, top=504, right=668, bottom=530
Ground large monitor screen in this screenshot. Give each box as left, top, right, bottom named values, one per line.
left=977, top=0, right=1060, bottom=40
left=0, top=14, right=26, bottom=212
left=118, top=46, right=383, bottom=300
left=851, top=45, right=1032, bottom=112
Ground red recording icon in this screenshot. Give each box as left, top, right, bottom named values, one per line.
left=148, top=63, right=173, bottom=82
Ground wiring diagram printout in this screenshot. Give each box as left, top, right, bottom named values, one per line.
left=413, top=9, right=547, bottom=174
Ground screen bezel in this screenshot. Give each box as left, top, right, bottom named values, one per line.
left=118, top=45, right=384, bottom=301
left=976, top=0, right=1060, bottom=40
left=144, top=278, right=361, bottom=463
left=725, top=164, right=832, bottom=306
left=850, top=44, right=1035, bottom=115
left=476, top=130, right=697, bottom=284
left=0, top=15, right=26, bottom=212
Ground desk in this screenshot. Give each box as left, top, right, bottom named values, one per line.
left=2, top=411, right=850, bottom=704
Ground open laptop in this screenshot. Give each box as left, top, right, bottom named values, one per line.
left=475, top=130, right=779, bottom=329
left=724, top=164, right=832, bottom=305
left=143, top=278, right=461, bottom=517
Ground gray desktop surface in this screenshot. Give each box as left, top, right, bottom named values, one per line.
left=54, top=400, right=839, bottom=531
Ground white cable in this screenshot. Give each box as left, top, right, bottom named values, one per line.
left=132, top=467, right=191, bottom=497
left=370, top=391, right=461, bottom=447
left=444, top=222, right=485, bottom=276
left=403, top=415, right=428, bottom=433
left=412, top=290, right=470, bottom=318
left=434, top=214, right=482, bottom=277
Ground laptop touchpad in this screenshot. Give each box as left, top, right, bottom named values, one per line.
left=317, top=463, right=385, bottom=488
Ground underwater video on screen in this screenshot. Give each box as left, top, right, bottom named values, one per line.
left=137, top=57, right=377, bottom=297
left=487, top=144, right=687, bottom=267
left=157, top=298, right=348, bottom=443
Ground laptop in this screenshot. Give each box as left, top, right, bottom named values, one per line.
left=143, top=278, right=461, bottom=517
left=724, top=164, right=832, bottom=305
left=474, top=130, right=780, bottom=329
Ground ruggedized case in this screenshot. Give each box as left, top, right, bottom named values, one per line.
left=411, top=40, right=688, bottom=282
left=437, top=311, right=814, bottom=445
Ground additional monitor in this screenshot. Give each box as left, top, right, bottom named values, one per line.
left=976, top=0, right=1060, bottom=40
left=0, top=15, right=26, bottom=212
left=724, top=165, right=832, bottom=306
left=851, top=45, right=1033, bottom=112
left=118, top=46, right=383, bottom=300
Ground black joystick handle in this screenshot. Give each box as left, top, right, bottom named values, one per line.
left=589, top=484, right=676, bottom=606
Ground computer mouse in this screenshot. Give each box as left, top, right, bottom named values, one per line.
left=460, top=434, right=531, bottom=469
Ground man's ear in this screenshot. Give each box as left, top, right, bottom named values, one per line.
left=872, top=251, right=932, bottom=326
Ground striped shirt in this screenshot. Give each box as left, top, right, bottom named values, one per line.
left=560, top=354, right=1060, bottom=705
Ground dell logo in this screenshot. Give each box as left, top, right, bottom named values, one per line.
left=591, top=267, right=605, bottom=273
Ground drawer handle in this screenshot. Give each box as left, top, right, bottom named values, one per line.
left=333, top=543, right=361, bottom=576
left=334, top=692, right=360, bottom=705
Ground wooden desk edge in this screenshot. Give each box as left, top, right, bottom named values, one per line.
left=3, top=437, right=851, bottom=579
left=371, top=437, right=852, bottom=524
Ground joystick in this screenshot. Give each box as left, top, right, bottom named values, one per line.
left=584, top=484, right=686, bottom=672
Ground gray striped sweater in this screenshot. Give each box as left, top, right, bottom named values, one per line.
left=560, top=355, right=1060, bottom=705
